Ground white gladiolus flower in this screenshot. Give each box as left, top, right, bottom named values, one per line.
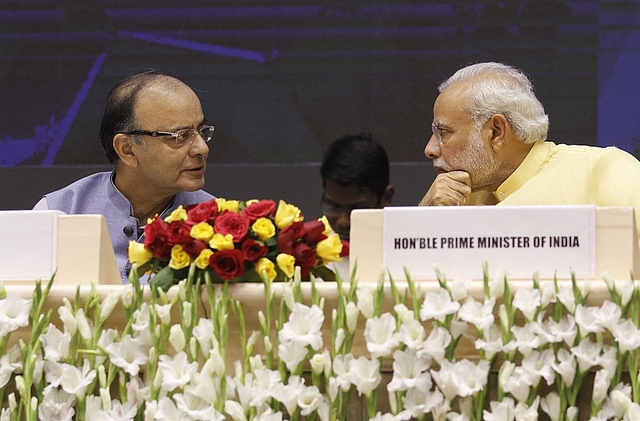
left=253, top=409, right=284, bottom=421
left=515, top=396, right=539, bottom=421
left=431, top=359, right=489, bottom=400
left=399, top=387, right=445, bottom=420
left=225, top=400, right=247, bottom=421
left=446, top=412, right=470, bottom=421
left=513, top=289, right=541, bottom=322
left=457, top=297, right=495, bottom=333
left=174, top=391, right=225, bottom=420
left=349, top=356, right=382, bottom=397
left=551, top=348, right=576, bottom=385
left=571, top=337, right=602, bottom=373
left=539, top=281, right=556, bottom=308
left=398, top=317, right=426, bottom=350
left=611, top=318, right=640, bottom=353
left=40, top=324, right=72, bottom=362
left=521, top=349, right=556, bottom=387
left=157, top=352, right=198, bottom=391
left=356, top=286, right=375, bottom=319
left=420, top=289, right=460, bottom=322
left=364, top=313, right=400, bottom=358
left=387, top=348, right=431, bottom=392
left=574, top=304, right=605, bottom=336
left=556, top=286, right=576, bottom=314
left=310, top=349, right=331, bottom=376
left=106, top=334, right=150, bottom=376
left=58, top=359, right=97, bottom=400
left=169, top=324, right=186, bottom=353
left=489, top=269, right=507, bottom=299
left=593, top=368, right=612, bottom=406
left=297, top=385, right=324, bottom=416
left=611, top=389, right=633, bottom=419
left=449, top=274, right=472, bottom=301
left=483, top=397, right=515, bottom=421
left=599, top=345, right=619, bottom=377
left=277, top=340, right=309, bottom=372
left=131, top=302, right=151, bottom=332
left=418, top=325, right=452, bottom=364
left=510, top=324, right=541, bottom=357
left=475, top=324, right=503, bottom=360
left=155, top=303, right=173, bottom=326
left=248, top=368, right=283, bottom=408
left=278, top=303, right=324, bottom=351
left=98, top=290, right=121, bottom=323
left=58, top=305, right=77, bottom=336
left=595, top=301, right=622, bottom=331
left=273, top=375, right=304, bottom=415
left=499, top=364, right=533, bottom=403
left=99, top=399, right=137, bottom=421
left=370, top=412, right=401, bottom=421
left=345, top=301, right=359, bottom=333
left=281, top=282, right=296, bottom=311
left=154, top=396, right=191, bottom=421
left=545, top=314, right=577, bottom=346
left=192, top=318, right=215, bottom=356
left=0, top=293, right=32, bottom=338
left=75, top=308, right=93, bottom=341
left=37, top=386, right=76, bottom=421
left=394, top=303, right=414, bottom=324
left=540, top=392, right=561, bottom=421
left=0, top=345, right=21, bottom=389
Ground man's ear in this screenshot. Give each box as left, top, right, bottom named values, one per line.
left=488, top=114, right=509, bottom=151
left=380, top=184, right=394, bottom=207
left=113, top=133, right=139, bottom=167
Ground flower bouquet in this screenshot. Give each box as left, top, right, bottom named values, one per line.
left=128, top=198, right=348, bottom=290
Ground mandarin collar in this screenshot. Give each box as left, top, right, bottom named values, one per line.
left=492, top=141, right=551, bottom=202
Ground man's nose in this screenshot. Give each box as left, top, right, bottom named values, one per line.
left=424, top=134, right=441, bottom=160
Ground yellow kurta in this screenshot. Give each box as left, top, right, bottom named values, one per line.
left=468, top=141, right=640, bottom=238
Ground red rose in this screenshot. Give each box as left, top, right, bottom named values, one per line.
left=214, top=211, right=250, bottom=243
left=242, top=200, right=277, bottom=221
left=277, top=221, right=306, bottom=254
left=241, top=238, right=268, bottom=262
left=182, top=239, right=208, bottom=258
left=292, top=241, right=317, bottom=269
left=144, top=217, right=172, bottom=259
left=209, top=249, right=246, bottom=280
left=340, top=240, right=350, bottom=257
left=302, top=220, right=327, bottom=244
left=167, top=221, right=192, bottom=246
left=186, top=199, right=218, bottom=224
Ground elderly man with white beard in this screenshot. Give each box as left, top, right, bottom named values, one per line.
left=418, top=62, right=640, bottom=240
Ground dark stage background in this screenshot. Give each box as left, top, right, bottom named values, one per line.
left=1, top=1, right=638, bottom=217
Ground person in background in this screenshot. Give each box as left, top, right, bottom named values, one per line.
left=418, top=61, right=640, bottom=237
left=320, top=134, right=394, bottom=277
left=33, top=70, right=215, bottom=283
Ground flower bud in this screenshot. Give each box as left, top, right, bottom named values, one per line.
left=182, top=301, right=193, bottom=329
left=169, top=324, right=186, bottom=353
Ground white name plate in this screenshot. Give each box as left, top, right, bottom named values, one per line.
left=383, top=206, right=596, bottom=280
left=0, top=210, right=60, bottom=281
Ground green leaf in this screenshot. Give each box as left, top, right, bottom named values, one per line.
left=149, top=266, right=178, bottom=292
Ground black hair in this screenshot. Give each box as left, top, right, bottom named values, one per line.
left=99, top=69, right=179, bottom=163
left=320, top=133, right=390, bottom=199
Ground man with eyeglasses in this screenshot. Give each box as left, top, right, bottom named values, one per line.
left=418, top=62, right=640, bottom=237
left=33, top=70, right=215, bottom=283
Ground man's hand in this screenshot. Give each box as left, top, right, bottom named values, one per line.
left=419, top=170, right=472, bottom=206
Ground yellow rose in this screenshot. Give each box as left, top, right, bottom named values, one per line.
left=276, top=253, right=295, bottom=278
left=318, top=215, right=333, bottom=236
left=190, top=222, right=214, bottom=242
left=255, top=257, right=277, bottom=281
left=209, top=233, right=235, bottom=250
left=164, top=205, right=188, bottom=223
left=169, top=244, right=191, bottom=270
left=275, top=200, right=303, bottom=229
left=216, top=198, right=240, bottom=213
left=316, top=233, right=343, bottom=263
left=128, top=241, right=152, bottom=266
left=252, top=217, right=276, bottom=241
left=194, top=248, right=214, bottom=270
left=246, top=199, right=259, bottom=206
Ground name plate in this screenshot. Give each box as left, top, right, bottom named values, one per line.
left=0, top=210, right=59, bottom=281
left=383, top=206, right=596, bottom=280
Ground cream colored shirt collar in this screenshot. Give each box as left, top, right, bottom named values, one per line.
left=492, top=141, right=551, bottom=202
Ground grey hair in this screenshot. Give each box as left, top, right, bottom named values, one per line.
left=439, top=62, right=549, bottom=144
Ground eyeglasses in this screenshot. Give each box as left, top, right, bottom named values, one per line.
left=431, top=118, right=475, bottom=144
left=124, top=125, right=214, bottom=147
